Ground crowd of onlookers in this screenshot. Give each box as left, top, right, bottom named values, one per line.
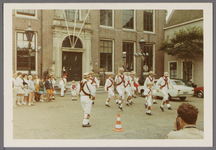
left=12, top=72, right=56, bottom=107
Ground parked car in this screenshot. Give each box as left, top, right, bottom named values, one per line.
left=194, top=87, right=204, bottom=98
left=138, top=79, right=194, bottom=101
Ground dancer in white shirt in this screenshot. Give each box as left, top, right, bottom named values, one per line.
left=143, top=71, right=157, bottom=108
left=155, top=72, right=173, bottom=112
left=124, top=72, right=132, bottom=106
left=104, top=73, right=118, bottom=107
left=144, top=82, right=154, bottom=115
left=89, top=72, right=99, bottom=105
left=115, top=68, right=125, bottom=111
left=77, top=72, right=94, bottom=127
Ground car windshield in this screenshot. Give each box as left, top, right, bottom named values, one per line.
left=171, top=81, right=185, bottom=85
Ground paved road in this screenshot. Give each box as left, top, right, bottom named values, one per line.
left=13, top=93, right=204, bottom=139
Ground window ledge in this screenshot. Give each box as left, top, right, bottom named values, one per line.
left=143, top=31, right=156, bottom=35
left=100, top=25, right=114, bottom=29
left=122, top=28, right=136, bottom=32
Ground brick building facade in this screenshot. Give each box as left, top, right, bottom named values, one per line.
left=12, top=9, right=166, bottom=85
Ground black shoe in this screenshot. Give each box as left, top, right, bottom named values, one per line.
left=129, top=102, right=132, bottom=105
left=145, top=104, right=147, bottom=108
left=105, top=104, right=110, bottom=107
left=82, top=124, right=91, bottom=127
left=133, top=96, right=137, bottom=98
left=168, top=107, right=172, bottom=110
left=146, top=112, right=152, bottom=115
left=116, top=101, right=118, bottom=104
left=160, top=106, right=164, bottom=112
left=126, top=103, right=129, bottom=106
left=153, top=102, right=157, bottom=104
left=118, top=106, right=123, bottom=111
left=92, top=101, right=94, bottom=105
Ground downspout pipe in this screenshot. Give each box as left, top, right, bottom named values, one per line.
left=41, top=10, right=43, bottom=78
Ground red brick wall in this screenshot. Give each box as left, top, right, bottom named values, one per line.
left=90, top=10, right=166, bottom=82
left=12, top=10, right=54, bottom=78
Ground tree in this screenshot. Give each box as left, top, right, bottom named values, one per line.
left=159, top=26, right=203, bottom=81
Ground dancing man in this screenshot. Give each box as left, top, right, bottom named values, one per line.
left=115, top=68, right=125, bottom=111
left=155, top=72, right=173, bottom=112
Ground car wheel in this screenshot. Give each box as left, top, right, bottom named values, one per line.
left=197, top=91, right=203, bottom=98
left=141, top=89, right=144, bottom=97
left=179, top=97, right=186, bottom=101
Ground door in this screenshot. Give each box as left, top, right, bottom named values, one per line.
left=62, top=52, right=82, bottom=81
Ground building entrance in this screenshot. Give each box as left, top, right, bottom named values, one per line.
left=62, top=52, right=82, bottom=81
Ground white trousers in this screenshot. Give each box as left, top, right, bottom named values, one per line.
left=61, top=86, right=65, bottom=96
left=116, top=86, right=125, bottom=100
left=159, top=88, right=171, bottom=108
left=80, top=96, right=92, bottom=125
left=146, top=96, right=152, bottom=113
left=107, top=88, right=115, bottom=98
left=125, top=86, right=132, bottom=97
left=71, top=90, right=76, bottom=97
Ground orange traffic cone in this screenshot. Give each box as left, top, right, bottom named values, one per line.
left=113, top=113, right=124, bottom=132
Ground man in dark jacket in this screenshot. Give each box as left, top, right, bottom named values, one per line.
left=45, top=76, right=52, bottom=102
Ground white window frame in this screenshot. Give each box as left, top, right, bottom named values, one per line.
left=15, top=9, right=38, bottom=19
left=168, top=61, right=178, bottom=79
left=99, top=39, right=114, bottom=74
left=143, top=10, right=155, bottom=34
left=99, top=10, right=114, bottom=29
left=143, top=44, right=155, bottom=75
left=122, top=41, right=136, bottom=73
left=181, top=60, right=194, bottom=82
left=122, top=10, right=136, bottom=32
left=15, top=31, right=38, bottom=74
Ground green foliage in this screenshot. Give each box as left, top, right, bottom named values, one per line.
left=160, top=26, right=203, bottom=81
left=160, top=26, right=203, bottom=59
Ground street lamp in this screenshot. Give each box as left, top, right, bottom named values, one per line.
left=139, top=38, right=146, bottom=85
left=25, top=23, right=35, bottom=75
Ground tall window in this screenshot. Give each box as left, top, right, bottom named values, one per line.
left=144, top=10, right=154, bottom=32
left=123, top=42, right=134, bottom=72
left=64, top=10, right=79, bottom=21
left=100, top=10, right=113, bottom=27
left=16, top=10, right=36, bottom=16
left=16, top=32, right=36, bottom=71
left=170, top=62, right=177, bottom=79
left=100, top=40, right=112, bottom=72
left=183, top=61, right=193, bottom=81
left=122, top=10, right=134, bottom=29
left=143, top=44, right=153, bottom=72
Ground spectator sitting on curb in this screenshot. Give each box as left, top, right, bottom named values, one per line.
left=166, top=103, right=204, bottom=139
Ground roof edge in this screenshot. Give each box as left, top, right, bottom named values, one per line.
left=163, top=18, right=203, bottom=30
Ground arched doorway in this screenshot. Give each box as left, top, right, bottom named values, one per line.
left=62, top=35, right=83, bottom=81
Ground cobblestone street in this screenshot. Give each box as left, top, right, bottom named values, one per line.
left=13, top=93, right=204, bottom=139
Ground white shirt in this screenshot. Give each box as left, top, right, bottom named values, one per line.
left=13, top=78, right=19, bottom=88
left=77, top=79, right=93, bottom=96
left=155, top=77, right=173, bottom=90
left=143, top=87, right=152, bottom=97
left=16, top=76, right=23, bottom=88
left=115, top=74, right=125, bottom=87
left=59, top=78, right=65, bottom=87
left=144, top=76, right=155, bottom=89
left=104, top=77, right=114, bottom=91
left=89, top=77, right=99, bottom=87
left=124, top=76, right=132, bottom=88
